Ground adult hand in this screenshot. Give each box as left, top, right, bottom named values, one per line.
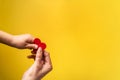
left=22, top=48, right=53, bottom=80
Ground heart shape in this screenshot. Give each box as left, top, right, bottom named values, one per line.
left=32, top=38, right=46, bottom=54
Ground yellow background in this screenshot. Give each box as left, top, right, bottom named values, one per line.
left=0, top=0, right=120, bottom=80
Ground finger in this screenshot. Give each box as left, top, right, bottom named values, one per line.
left=25, top=34, right=35, bottom=43
left=35, top=48, right=43, bottom=62
left=25, top=44, right=38, bottom=49
left=44, top=51, right=52, bottom=65
left=31, top=50, right=36, bottom=54
left=27, top=54, right=36, bottom=59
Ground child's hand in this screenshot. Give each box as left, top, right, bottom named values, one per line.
left=11, top=34, right=38, bottom=49
left=22, top=48, right=53, bottom=80
left=0, top=31, right=37, bottom=49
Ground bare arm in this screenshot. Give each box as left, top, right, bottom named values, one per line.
left=0, top=30, right=37, bottom=49
left=0, top=30, right=13, bottom=45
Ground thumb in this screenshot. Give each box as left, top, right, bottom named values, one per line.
left=25, top=44, right=38, bottom=49
left=35, top=48, right=43, bottom=63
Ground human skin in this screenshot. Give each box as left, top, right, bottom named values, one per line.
left=22, top=48, right=53, bottom=80
left=0, top=30, right=37, bottom=49
left=0, top=30, right=53, bottom=80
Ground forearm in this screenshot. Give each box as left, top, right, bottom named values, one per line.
left=0, top=30, right=14, bottom=46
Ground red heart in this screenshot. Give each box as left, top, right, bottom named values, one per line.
left=40, top=42, right=46, bottom=50
left=32, top=38, right=46, bottom=54
left=34, top=38, right=41, bottom=44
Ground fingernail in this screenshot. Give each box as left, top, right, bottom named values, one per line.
left=38, top=47, right=42, bottom=52
left=35, top=45, right=38, bottom=49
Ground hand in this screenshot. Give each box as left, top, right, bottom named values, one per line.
left=11, top=34, right=38, bottom=49
left=0, top=31, right=37, bottom=49
left=22, top=48, right=53, bottom=80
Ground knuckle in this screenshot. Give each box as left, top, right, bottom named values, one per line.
left=26, top=34, right=32, bottom=38
left=46, top=52, right=50, bottom=56
left=48, top=65, right=53, bottom=71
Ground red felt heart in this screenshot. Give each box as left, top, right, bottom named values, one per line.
left=34, top=38, right=41, bottom=44
left=40, top=42, right=46, bottom=50
left=32, top=38, right=46, bottom=54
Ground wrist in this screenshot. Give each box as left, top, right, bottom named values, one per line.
left=10, top=35, right=18, bottom=47
left=22, top=77, right=42, bottom=80
left=22, top=73, right=42, bottom=80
